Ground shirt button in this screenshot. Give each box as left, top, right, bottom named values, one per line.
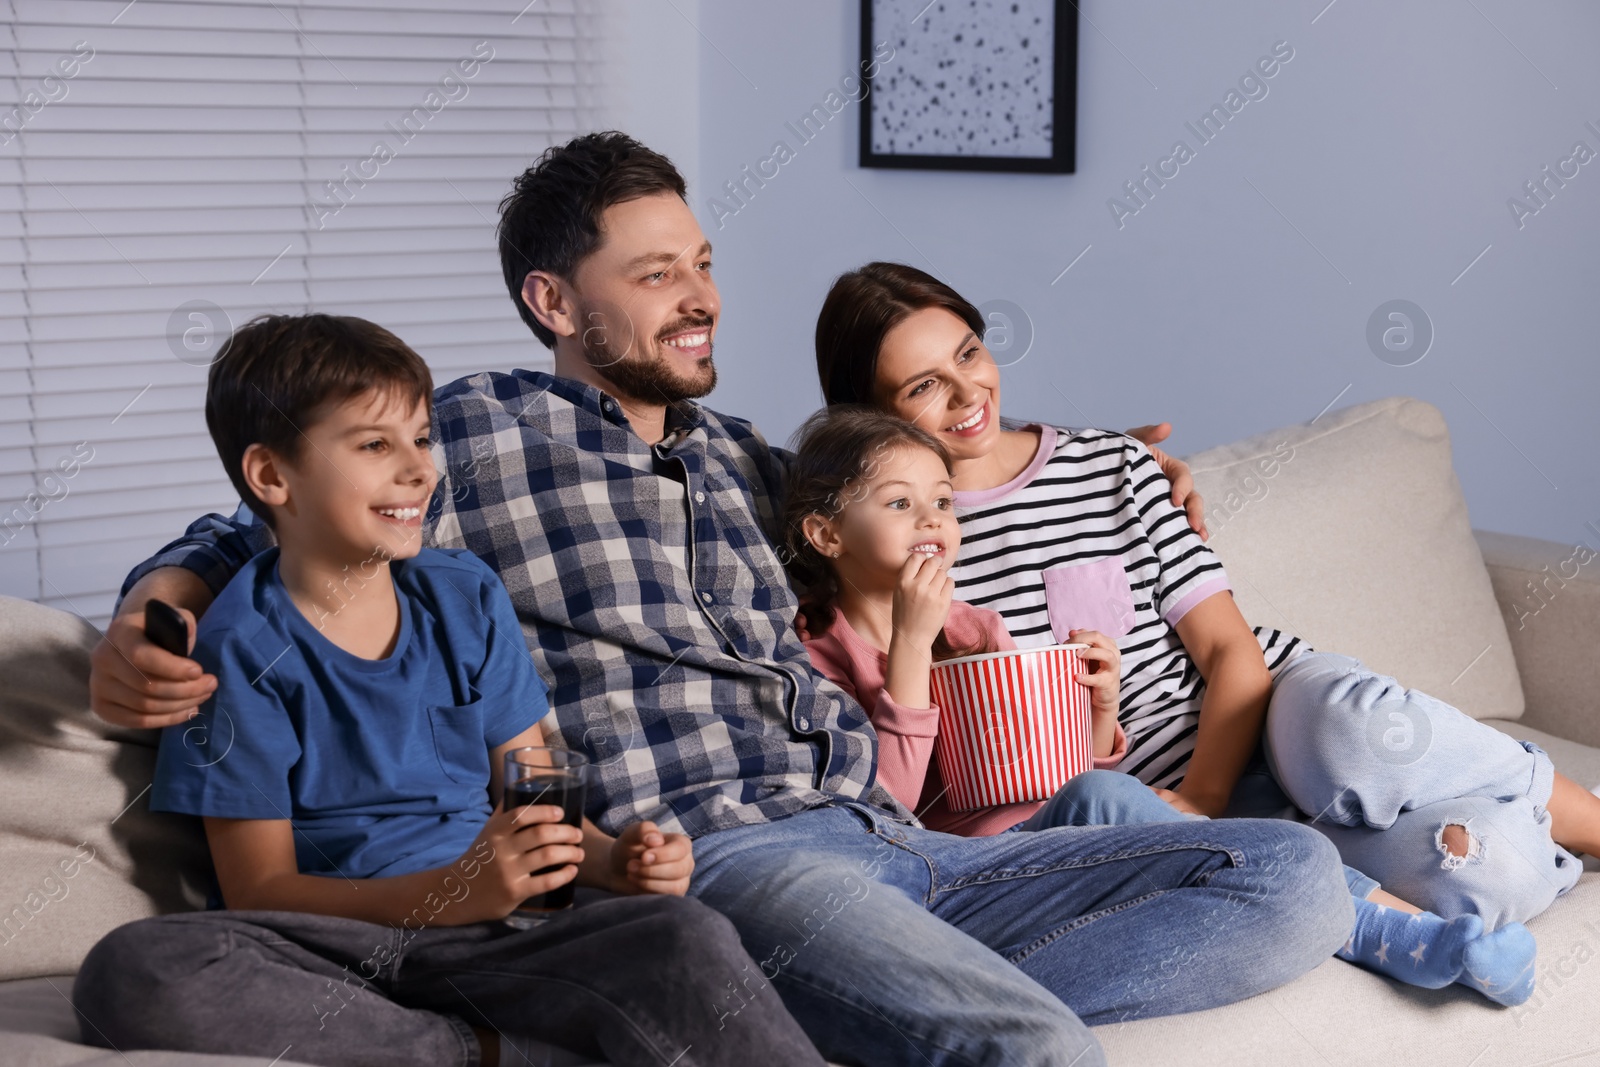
left=603, top=400, right=614, bottom=412
left=700, top=591, right=713, bottom=603
left=796, top=717, right=809, bottom=730
left=694, top=491, right=705, bottom=503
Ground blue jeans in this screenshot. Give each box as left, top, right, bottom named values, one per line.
left=687, top=800, right=1352, bottom=1067
left=1264, top=651, right=1584, bottom=928
left=1017, top=769, right=1380, bottom=899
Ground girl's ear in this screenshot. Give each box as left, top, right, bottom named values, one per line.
left=241, top=443, right=291, bottom=511
left=800, top=512, right=843, bottom=560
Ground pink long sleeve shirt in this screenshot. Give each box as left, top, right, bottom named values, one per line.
left=800, top=601, right=1127, bottom=838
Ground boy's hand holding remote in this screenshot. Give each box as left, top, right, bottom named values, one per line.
left=92, top=592, right=218, bottom=729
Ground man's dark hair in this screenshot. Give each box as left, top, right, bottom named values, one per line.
left=497, top=131, right=688, bottom=348
left=205, top=313, right=433, bottom=529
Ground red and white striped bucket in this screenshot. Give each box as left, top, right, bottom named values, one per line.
left=928, top=644, right=1094, bottom=812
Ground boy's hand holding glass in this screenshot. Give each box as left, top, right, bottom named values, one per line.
left=607, top=820, right=694, bottom=896
left=891, top=552, right=955, bottom=651
left=457, top=802, right=585, bottom=925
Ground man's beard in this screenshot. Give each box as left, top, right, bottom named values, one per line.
left=582, top=312, right=716, bottom=406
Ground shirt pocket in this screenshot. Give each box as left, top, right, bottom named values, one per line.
left=428, top=697, right=490, bottom=786
left=1043, top=557, right=1136, bottom=643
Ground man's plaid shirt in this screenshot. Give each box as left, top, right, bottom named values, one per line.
left=122, top=370, right=914, bottom=838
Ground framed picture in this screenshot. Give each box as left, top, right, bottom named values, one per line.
left=859, top=0, right=1078, bottom=174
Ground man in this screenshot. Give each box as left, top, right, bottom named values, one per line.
left=91, top=132, right=1351, bottom=1067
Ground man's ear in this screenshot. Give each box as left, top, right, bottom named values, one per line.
left=521, top=271, right=576, bottom=341
left=240, top=443, right=291, bottom=513
left=801, top=513, right=843, bottom=560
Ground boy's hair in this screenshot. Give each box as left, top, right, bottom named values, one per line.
left=205, top=313, right=434, bottom=530
left=497, top=131, right=688, bottom=349
left=781, top=405, right=986, bottom=662
left=815, top=261, right=985, bottom=408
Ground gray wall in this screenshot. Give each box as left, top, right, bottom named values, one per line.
left=692, top=0, right=1600, bottom=547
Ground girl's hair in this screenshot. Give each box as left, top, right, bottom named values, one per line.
left=814, top=261, right=985, bottom=407
left=782, top=405, right=987, bottom=662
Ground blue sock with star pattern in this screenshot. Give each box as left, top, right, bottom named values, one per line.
left=1336, top=896, right=1537, bottom=1006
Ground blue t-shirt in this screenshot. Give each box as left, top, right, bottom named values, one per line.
left=153, top=546, right=549, bottom=883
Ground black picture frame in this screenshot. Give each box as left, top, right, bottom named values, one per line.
left=859, top=0, right=1077, bottom=174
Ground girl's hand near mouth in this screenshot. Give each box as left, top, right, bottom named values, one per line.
left=882, top=552, right=956, bottom=711
left=892, top=551, right=955, bottom=653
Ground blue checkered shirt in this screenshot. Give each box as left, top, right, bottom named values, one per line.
left=121, top=370, right=913, bottom=838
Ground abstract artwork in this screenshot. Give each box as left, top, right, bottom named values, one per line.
left=860, top=0, right=1077, bottom=173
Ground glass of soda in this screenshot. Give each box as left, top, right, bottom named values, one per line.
left=502, top=746, right=589, bottom=927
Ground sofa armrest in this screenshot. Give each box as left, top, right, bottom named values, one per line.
left=1475, top=529, right=1600, bottom=748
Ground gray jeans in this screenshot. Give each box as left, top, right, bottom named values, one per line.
left=72, top=894, right=824, bottom=1067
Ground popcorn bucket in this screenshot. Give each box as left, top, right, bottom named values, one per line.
left=928, top=644, right=1094, bottom=812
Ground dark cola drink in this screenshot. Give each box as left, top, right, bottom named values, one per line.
left=504, top=777, right=586, bottom=914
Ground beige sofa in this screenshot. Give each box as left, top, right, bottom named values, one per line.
left=1098, top=396, right=1600, bottom=1066
left=0, top=396, right=1595, bottom=1066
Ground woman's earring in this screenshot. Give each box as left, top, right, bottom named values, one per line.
left=831, top=551, right=840, bottom=558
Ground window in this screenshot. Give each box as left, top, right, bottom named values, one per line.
left=1, top=0, right=605, bottom=626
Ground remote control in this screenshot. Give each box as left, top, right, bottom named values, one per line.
left=144, top=598, right=190, bottom=657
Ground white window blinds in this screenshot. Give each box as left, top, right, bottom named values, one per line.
left=1, top=0, right=607, bottom=627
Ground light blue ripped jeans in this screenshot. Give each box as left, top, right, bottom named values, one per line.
left=1261, top=651, right=1583, bottom=929
left=1027, top=651, right=1584, bottom=930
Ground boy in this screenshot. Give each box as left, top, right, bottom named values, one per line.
left=72, top=313, right=823, bottom=1067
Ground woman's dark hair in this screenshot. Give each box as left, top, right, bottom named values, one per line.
left=782, top=405, right=988, bottom=662
left=205, top=313, right=433, bottom=530
left=814, top=261, right=985, bottom=407
left=497, top=131, right=688, bottom=348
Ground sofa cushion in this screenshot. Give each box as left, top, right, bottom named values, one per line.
left=0, top=974, right=331, bottom=1067
left=1094, top=875, right=1600, bottom=1066
left=0, top=596, right=212, bottom=982
left=1476, top=530, right=1600, bottom=748
left=0, top=971, right=608, bottom=1067
left=1183, top=397, right=1523, bottom=721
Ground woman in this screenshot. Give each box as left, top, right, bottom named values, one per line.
left=811, top=261, right=1595, bottom=932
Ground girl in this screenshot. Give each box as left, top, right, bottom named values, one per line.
left=804, top=264, right=1595, bottom=1004
left=782, top=405, right=1129, bottom=838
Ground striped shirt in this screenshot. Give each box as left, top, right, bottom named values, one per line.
left=119, top=370, right=913, bottom=839
left=949, top=424, right=1310, bottom=790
